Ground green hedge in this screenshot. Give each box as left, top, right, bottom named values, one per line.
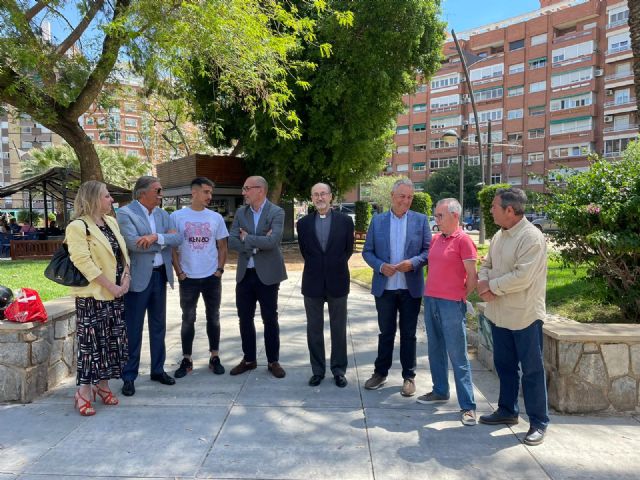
left=410, top=192, right=433, bottom=216
left=477, top=183, right=510, bottom=238
left=355, top=200, right=372, bottom=232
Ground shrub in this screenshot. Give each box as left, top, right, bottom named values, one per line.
left=410, top=192, right=433, bottom=216
left=17, top=210, right=43, bottom=226
left=477, top=183, right=510, bottom=238
left=355, top=200, right=372, bottom=232
left=543, top=140, right=640, bottom=321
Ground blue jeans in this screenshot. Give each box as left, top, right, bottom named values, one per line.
left=424, top=297, right=476, bottom=411
left=374, top=289, right=421, bottom=379
left=491, top=319, right=549, bottom=430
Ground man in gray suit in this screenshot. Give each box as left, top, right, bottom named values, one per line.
left=117, top=176, right=182, bottom=396
left=228, top=176, right=288, bottom=378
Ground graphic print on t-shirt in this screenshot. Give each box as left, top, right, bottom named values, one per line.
left=184, top=221, right=211, bottom=250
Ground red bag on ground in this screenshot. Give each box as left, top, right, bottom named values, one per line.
left=3, top=288, right=48, bottom=323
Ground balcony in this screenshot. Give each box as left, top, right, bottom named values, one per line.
left=552, top=30, right=592, bottom=45
left=604, top=98, right=636, bottom=109
left=430, top=104, right=460, bottom=114
left=605, top=71, right=633, bottom=82
left=552, top=54, right=593, bottom=69
left=605, top=45, right=632, bottom=56
left=603, top=123, right=638, bottom=134
left=471, top=73, right=503, bottom=87
left=607, top=19, right=629, bottom=30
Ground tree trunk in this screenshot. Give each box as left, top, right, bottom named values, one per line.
left=269, top=179, right=283, bottom=205
left=630, top=0, right=640, bottom=114
left=51, top=118, right=104, bottom=182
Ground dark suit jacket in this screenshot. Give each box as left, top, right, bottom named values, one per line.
left=297, top=210, right=354, bottom=298
left=228, top=199, right=287, bottom=285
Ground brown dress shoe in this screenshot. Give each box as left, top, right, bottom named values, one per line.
left=229, top=359, right=257, bottom=376
left=268, top=361, right=286, bottom=378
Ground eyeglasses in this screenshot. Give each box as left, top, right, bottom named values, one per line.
left=155, top=188, right=162, bottom=194
left=311, top=192, right=330, bottom=198
left=435, top=213, right=445, bottom=219
left=242, top=185, right=261, bottom=192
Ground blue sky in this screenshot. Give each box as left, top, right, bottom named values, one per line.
left=441, top=0, right=542, bottom=32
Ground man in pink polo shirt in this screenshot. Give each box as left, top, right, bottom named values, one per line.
left=417, top=198, right=478, bottom=426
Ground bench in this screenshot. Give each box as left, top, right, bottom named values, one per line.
left=10, top=239, right=63, bottom=260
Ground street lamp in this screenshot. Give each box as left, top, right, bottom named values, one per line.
left=441, top=129, right=464, bottom=224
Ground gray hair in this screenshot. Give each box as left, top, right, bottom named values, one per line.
left=249, top=175, right=268, bottom=192
left=495, top=187, right=527, bottom=216
left=310, top=182, right=332, bottom=195
left=391, top=177, right=413, bottom=193
left=436, top=198, right=462, bottom=216
left=132, top=176, right=159, bottom=200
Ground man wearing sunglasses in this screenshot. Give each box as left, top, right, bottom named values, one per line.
left=228, top=176, right=288, bottom=378
left=117, top=176, right=183, bottom=396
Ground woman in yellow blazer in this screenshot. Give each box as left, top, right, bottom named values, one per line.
left=67, top=180, right=131, bottom=416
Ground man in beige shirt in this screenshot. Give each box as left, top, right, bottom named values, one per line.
left=477, top=187, right=549, bottom=446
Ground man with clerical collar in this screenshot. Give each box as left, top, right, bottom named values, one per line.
left=297, top=183, right=354, bottom=388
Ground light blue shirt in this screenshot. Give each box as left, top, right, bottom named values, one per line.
left=247, top=199, right=266, bottom=268
left=386, top=210, right=408, bottom=291
left=136, top=200, right=165, bottom=267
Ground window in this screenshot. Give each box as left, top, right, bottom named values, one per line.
left=124, top=118, right=137, bottom=128
left=396, top=145, right=409, bottom=154
left=124, top=102, right=136, bottom=112
left=604, top=137, right=633, bottom=157
left=551, top=67, right=593, bottom=88
left=126, top=134, right=138, bottom=143
left=414, top=182, right=425, bottom=192
left=396, top=125, right=409, bottom=135
left=528, top=128, right=545, bottom=139
left=550, top=116, right=592, bottom=135
left=529, top=81, right=546, bottom=93
left=412, top=123, right=427, bottom=132
left=508, top=176, right=522, bottom=186
left=412, top=103, right=427, bottom=113
left=468, top=130, right=503, bottom=143
left=430, top=74, right=459, bottom=90
left=86, top=117, right=95, bottom=125
left=552, top=41, right=593, bottom=64
left=430, top=116, right=461, bottom=129
left=21, top=141, right=32, bottom=149
left=413, top=144, right=427, bottom=152
left=508, top=155, right=522, bottom=165
left=21, top=126, right=32, bottom=134
left=550, top=93, right=592, bottom=111
left=527, top=176, right=544, bottom=185
left=529, top=57, right=547, bottom=70
left=614, top=88, right=631, bottom=105
left=430, top=157, right=458, bottom=170
left=608, top=7, right=629, bottom=27
left=99, top=131, right=121, bottom=145
left=531, top=34, right=547, bottom=46
left=413, top=162, right=426, bottom=171
left=509, top=63, right=524, bottom=74
left=430, top=139, right=456, bottom=149
left=507, top=108, right=523, bottom=120
left=97, top=117, right=106, bottom=126
left=470, top=64, right=504, bottom=81
left=469, top=108, right=503, bottom=123
left=490, top=173, right=502, bottom=184
left=476, top=86, right=503, bottom=102
left=509, top=39, right=524, bottom=51
left=529, top=105, right=545, bottom=117
left=430, top=94, right=460, bottom=110
left=466, top=155, right=481, bottom=166
left=528, top=152, right=544, bottom=163
left=549, top=143, right=591, bottom=159
left=126, top=149, right=139, bottom=157
left=507, top=132, right=522, bottom=143
left=508, top=86, right=524, bottom=97
left=608, top=32, right=630, bottom=54
left=492, top=153, right=503, bottom=164
left=416, top=84, right=427, bottom=93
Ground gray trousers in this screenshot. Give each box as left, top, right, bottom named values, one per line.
left=304, top=295, right=348, bottom=377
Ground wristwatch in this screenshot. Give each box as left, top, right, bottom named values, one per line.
left=216, top=268, right=224, bottom=274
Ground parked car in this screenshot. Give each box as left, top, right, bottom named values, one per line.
left=429, top=216, right=439, bottom=232
left=532, top=216, right=558, bottom=232
left=334, top=203, right=356, bottom=224
left=464, top=216, right=480, bottom=231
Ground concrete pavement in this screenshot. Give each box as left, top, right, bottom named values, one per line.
left=1, top=271, right=639, bottom=479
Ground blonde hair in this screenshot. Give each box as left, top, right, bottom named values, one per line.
left=73, top=180, right=107, bottom=219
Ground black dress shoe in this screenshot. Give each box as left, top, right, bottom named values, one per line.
left=150, top=372, right=176, bottom=385
left=308, top=374, right=324, bottom=386
left=524, top=427, right=546, bottom=446
left=479, top=410, right=519, bottom=425
left=122, top=380, right=135, bottom=396
left=334, top=375, right=348, bottom=388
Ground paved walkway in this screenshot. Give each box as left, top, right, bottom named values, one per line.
left=1, top=272, right=639, bottom=479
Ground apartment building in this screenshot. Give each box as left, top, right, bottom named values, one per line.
left=389, top=0, right=637, bottom=193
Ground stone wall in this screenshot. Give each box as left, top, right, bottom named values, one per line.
left=474, top=305, right=640, bottom=414
left=0, top=298, right=76, bottom=403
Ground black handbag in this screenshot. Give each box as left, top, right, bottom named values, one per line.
left=44, top=220, right=90, bottom=287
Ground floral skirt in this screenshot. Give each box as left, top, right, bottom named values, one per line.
left=75, top=297, right=129, bottom=385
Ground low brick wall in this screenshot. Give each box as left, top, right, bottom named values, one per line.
left=0, top=297, right=76, bottom=403
left=475, top=304, right=640, bottom=414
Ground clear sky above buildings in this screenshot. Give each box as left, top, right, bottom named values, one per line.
left=441, top=0, right=542, bottom=32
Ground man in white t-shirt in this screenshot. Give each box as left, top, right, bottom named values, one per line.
left=171, top=177, right=229, bottom=378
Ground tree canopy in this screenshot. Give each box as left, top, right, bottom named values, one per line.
left=190, top=0, right=446, bottom=202
left=0, top=0, right=339, bottom=181
left=425, top=164, right=482, bottom=212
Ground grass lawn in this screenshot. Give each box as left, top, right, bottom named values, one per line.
left=350, top=245, right=627, bottom=324
left=1, top=260, right=69, bottom=302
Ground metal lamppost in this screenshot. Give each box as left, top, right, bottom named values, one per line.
left=442, top=129, right=464, bottom=223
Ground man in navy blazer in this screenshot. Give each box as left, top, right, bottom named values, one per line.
left=297, top=183, right=354, bottom=388
left=117, top=176, right=183, bottom=396
left=362, top=178, right=430, bottom=397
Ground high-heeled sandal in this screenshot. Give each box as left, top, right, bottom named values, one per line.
left=74, top=389, right=96, bottom=416
left=93, top=385, right=119, bottom=405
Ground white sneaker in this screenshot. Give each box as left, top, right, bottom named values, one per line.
left=461, top=410, right=477, bottom=426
